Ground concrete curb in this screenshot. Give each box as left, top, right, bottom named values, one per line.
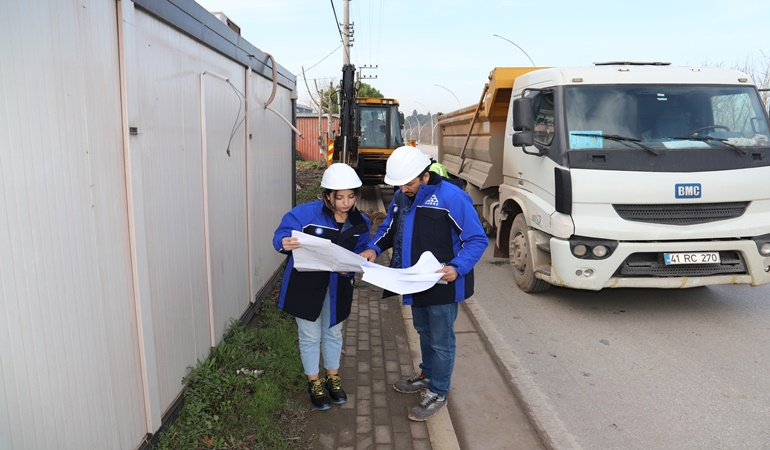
left=462, top=297, right=582, bottom=450
left=401, top=306, right=461, bottom=450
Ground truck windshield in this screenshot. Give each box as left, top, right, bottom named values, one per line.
left=565, top=85, right=770, bottom=151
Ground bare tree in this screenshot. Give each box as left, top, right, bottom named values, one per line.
left=300, top=68, right=337, bottom=161
left=733, top=52, right=770, bottom=109
left=705, top=52, right=770, bottom=112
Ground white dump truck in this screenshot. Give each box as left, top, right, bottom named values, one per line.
left=437, top=63, right=770, bottom=292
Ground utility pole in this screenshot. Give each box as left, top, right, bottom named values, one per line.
left=328, top=81, right=334, bottom=149
left=342, top=0, right=353, bottom=65
left=337, top=0, right=355, bottom=164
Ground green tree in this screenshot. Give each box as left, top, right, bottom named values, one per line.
left=358, top=82, right=383, bottom=98
left=320, top=84, right=338, bottom=114
left=319, top=82, right=385, bottom=113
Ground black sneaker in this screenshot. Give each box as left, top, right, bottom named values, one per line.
left=307, top=379, right=331, bottom=411
left=394, top=371, right=430, bottom=393
left=408, top=389, right=447, bottom=421
left=325, top=374, right=348, bottom=404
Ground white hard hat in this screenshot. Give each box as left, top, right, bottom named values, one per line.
left=384, top=146, right=432, bottom=186
left=321, top=163, right=363, bottom=190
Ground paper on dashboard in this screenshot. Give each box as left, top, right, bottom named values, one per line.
left=290, top=230, right=368, bottom=272
left=361, top=251, right=444, bottom=295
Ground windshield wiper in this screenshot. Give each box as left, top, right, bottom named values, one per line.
left=671, top=135, right=748, bottom=156
left=571, top=133, right=658, bottom=155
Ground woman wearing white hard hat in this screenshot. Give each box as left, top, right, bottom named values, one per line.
left=361, top=145, right=488, bottom=422
left=273, top=163, right=371, bottom=411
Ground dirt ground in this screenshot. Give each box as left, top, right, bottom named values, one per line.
left=295, top=161, right=385, bottom=231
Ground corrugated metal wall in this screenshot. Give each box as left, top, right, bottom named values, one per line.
left=0, top=0, right=295, bottom=448
left=296, top=115, right=339, bottom=162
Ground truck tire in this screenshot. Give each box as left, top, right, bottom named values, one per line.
left=509, top=214, right=551, bottom=293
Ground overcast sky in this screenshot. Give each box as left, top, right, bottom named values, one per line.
left=194, top=0, right=769, bottom=116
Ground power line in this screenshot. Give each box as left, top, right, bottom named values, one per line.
left=329, top=0, right=350, bottom=63
left=305, top=44, right=343, bottom=72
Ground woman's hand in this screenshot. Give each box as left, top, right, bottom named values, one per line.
left=282, top=236, right=300, bottom=251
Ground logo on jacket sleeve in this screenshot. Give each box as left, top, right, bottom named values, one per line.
left=424, top=194, right=439, bottom=206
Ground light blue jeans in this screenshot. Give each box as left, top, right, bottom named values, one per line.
left=412, top=302, right=459, bottom=397
left=295, top=289, right=344, bottom=376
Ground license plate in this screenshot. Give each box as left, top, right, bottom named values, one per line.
left=664, top=252, right=721, bottom=265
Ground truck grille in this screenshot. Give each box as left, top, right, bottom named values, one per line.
left=617, top=251, right=746, bottom=277
left=612, top=202, right=749, bottom=225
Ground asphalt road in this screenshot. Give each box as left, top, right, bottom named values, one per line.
left=472, top=240, right=770, bottom=449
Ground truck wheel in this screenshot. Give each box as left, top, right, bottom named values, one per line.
left=509, top=214, right=550, bottom=293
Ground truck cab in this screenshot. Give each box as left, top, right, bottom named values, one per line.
left=439, top=63, right=770, bottom=292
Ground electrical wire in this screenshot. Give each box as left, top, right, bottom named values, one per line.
left=305, top=44, right=342, bottom=72
left=329, top=0, right=350, bottom=63
left=202, top=71, right=246, bottom=157
left=225, top=80, right=246, bottom=157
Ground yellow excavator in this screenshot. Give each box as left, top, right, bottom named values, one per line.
left=328, top=64, right=405, bottom=184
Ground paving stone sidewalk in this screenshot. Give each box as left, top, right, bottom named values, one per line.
left=299, top=186, right=545, bottom=450
left=302, top=248, right=435, bottom=449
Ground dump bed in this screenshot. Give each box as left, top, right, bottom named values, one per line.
left=438, top=67, right=542, bottom=189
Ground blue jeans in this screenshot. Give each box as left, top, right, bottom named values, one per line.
left=411, top=302, right=459, bottom=397
left=295, top=290, right=343, bottom=376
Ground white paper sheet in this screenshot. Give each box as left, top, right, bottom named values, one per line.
left=361, top=251, right=444, bottom=295
left=289, top=231, right=445, bottom=295
left=290, top=230, right=368, bottom=272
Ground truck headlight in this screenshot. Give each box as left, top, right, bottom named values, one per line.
left=752, top=234, right=770, bottom=256
left=570, top=238, right=617, bottom=260
left=592, top=245, right=609, bottom=258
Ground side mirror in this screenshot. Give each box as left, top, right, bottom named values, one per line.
left=512, top=96, right=534, bottom=131
left=512, top=94, right=545, bottom=155
left=512, top=131, right=534, bottom=147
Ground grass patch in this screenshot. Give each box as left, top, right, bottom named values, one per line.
left=153, top=161, right=329, bottom=449
left=153, top=291, right=310, bottom=450
left=295, top=160, right=325, bottom=204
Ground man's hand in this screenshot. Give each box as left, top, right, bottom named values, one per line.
left=281, top=236, right=300, bottom=251
left=437, top=265, right=458, bottom=282
left=360, top=249, right=377, bottom=262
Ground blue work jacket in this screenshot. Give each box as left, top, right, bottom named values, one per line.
left=273, top=200, right=371, bottom=326
left=367, top=172, right=488, bottom=306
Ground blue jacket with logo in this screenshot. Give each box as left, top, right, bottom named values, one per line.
left=273, top=200, right=371, bottom=326
left=367, top=172, right=488, bottom=306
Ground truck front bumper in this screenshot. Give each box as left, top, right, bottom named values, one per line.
left=546, top=238, right=770, bottom=290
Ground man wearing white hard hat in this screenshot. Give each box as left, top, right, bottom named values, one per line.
left=361, top=146, right=488, bottom=421
left=273, top=163, right=371, bottom=411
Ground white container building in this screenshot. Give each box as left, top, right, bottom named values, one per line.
left=0, top=0, right=296, bottom=448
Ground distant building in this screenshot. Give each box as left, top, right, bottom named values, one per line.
left=296, top=113, right=340, bottom=162
left=296, top=103, right=314, bottom=114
